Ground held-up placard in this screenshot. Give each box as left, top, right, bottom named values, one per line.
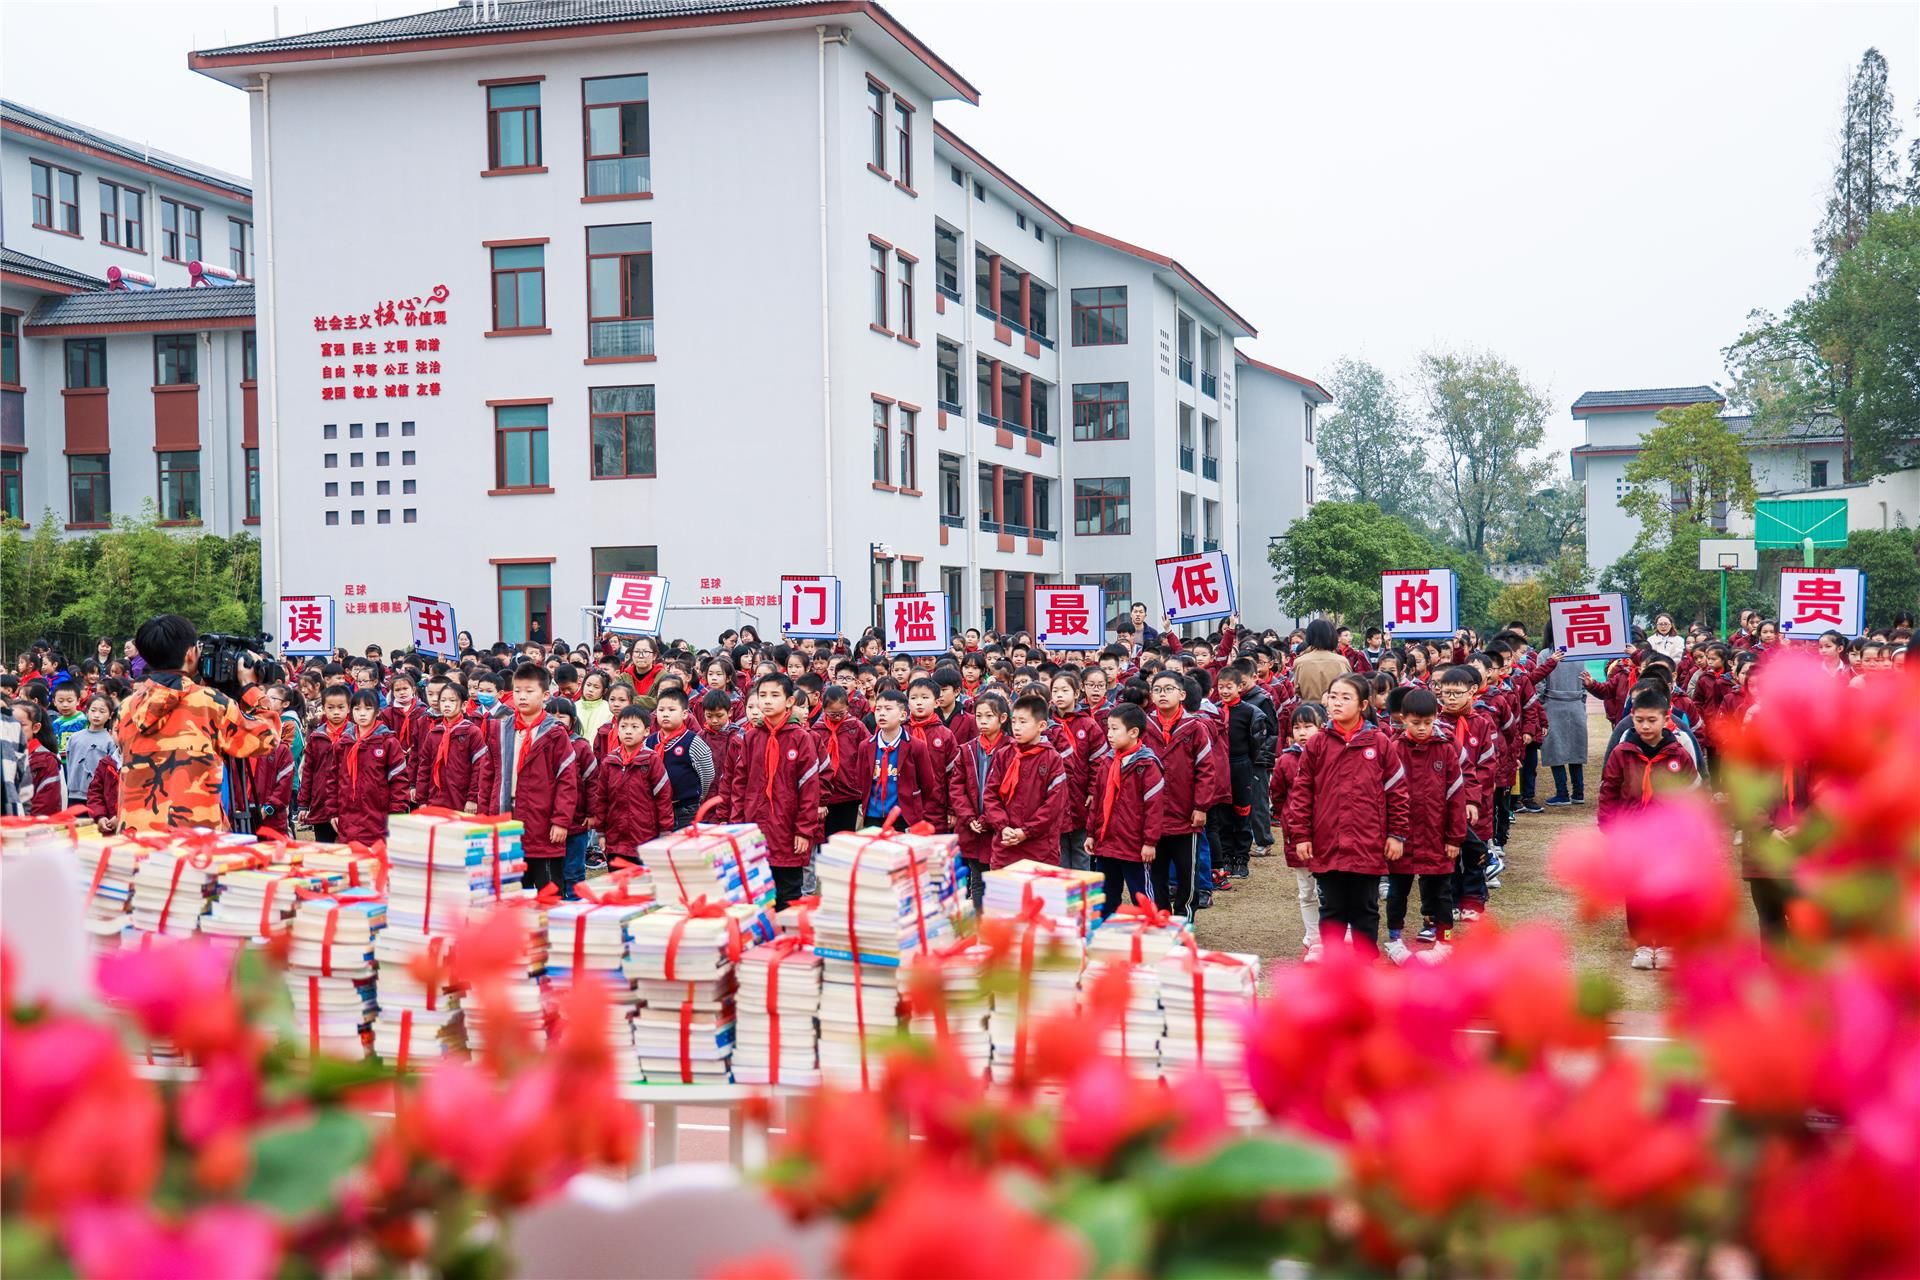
left=280, top=595, right=337, bottom=657
left=780, top=575, right=841, bottom=640
left=1034, top=583, right=1104, bottom=650
left=407, top=596, right=459, bottom=659
left=602, top=573, right=669, bottom=636
left=1156, top=550, right=1235, bottom=625
left=882, top=591, right=951, bottom=656
left=1381, top=568, right=1458, bottom=639
left=1778, top=566, right=1866, bottom=639
left=1547, top=592, right=1632, bottom=661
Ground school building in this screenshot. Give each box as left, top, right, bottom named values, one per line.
left=1, top=100, right=259, bottom=538
left=185, top=0, right=1326, bottom=650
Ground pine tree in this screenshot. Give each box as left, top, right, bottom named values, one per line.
left=1815, top=48, right=1904, bottom=274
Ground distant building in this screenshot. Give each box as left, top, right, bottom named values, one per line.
left=1233, top=353, right=1328, bottom=630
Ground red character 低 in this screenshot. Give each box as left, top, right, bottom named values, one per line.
left=1168, top=561, right=1219, bottom=614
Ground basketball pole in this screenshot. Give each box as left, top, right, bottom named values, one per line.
left=1719, top=567, right=1728, bottom=638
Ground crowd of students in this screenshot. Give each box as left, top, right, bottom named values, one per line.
left=4, top=604, right=1913, bottom=966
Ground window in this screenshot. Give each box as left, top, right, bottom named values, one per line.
left=323, top=424, right=338, bottom=440
left=375, top=451, right=389, bottom=466
left=100, top=180, right=143, bottom=250
left=942, top=566, right=963, bottom=624
left=351, top=482, right=365, bottom=496
left=939, top=453, right=963, bottom=525
left=2, top=315, right=19, bottom=386
left=377, top=509, right=391, bottom=525
left=897, top=408, right=917, bottom=489
left=157, top=451, right=200, bottom=522
left=871, top=399, right=890, bottom=483
left=490, top=244, right=546, bottom=331
left=950, top=164, right=963, bottom=187
left=1201, top=415, right=1219, bottom=479
left=937, top=341, right=962, bottom=410
left=1305, top=465, right=1315, bottom=504
left=487, top=81, right=542, bottom=169
left=934, top=224, right=960, bottom=295
left=586, top=222, right=653, bottom=357
left=869, top=241, right=889, bottom=329
left=402, top=450, right=416, bottom=464
left=31, top=161, right=80, bottom=234
left=351, top=510, right=365, bottom=525
left=583, top=74, right=650, bottom=196
left=325, top=482, right=338, bottom=497
left=377, top=480, right=389, bottom=494
left=1178, top=403, right=1195, bottom=472
left=1202, top=498, right=1219, bottom=551
left=1033, top=477, right=1053, bottom=533
left=1073, top=382, right=1128, bottom=441
left=2, top=452, right=23, bottom=521
left=1199, top=330, right=1219, bottom=396
left=1029, top=282, right=1049, bottom=341
left=242, top=330, right=257, bottom=382
left=325, top=511, right=340, bottom=526
left=867, top=79, right=888, bottom=171
left=591, top=545, right=658, bottom=603
left=350, top=452, right=363, bottom=467
left=404, top=509, right=417, bottom=523
left=1074, top=478, right=1131, bottom=535
left=1076, top=573, right=1132, bottom=627
left=160, top=198, right=201, bottom=262
left=590, top=384, right=655, bottom=478
left=1001, top=468, right=1027, bottom=531
left=69, top=455, right=109, bottom=524
left=1303, top=402, right=1314, bottom=444
left=350, top=423, right=364, bottom=438
left=902, top=558, right=919, bottom=592
left=493, top=404, right=549, bottom=489
left=244, top=448, right=259, bottom=520
left=403, top=478, right=416, bottom=494
left=1177, top=313, right=1194, bottom=384
left=324, top=453, right=338, bottom=468
left=1180, top=494, right=1196, bottom=553
left=895, top=253, right=915, bottom=340
left=153, top=335, right=197, bottom=386
left=1810, top=459, right=1829, bottom=488
left=228, top=218, right=254, bottom=278
left=894, top=98, right=913, bottom=188
left=401, top=421, right=416, bottom=436
left=1030, top=380, right=1050, bottom=439
left=1070, top=287, right=1127, bottom=345
left=497, top=563, right=552, bottom=646
left=978, top=463, right=995, bottom=525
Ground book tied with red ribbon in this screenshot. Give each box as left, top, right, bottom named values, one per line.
left=1156, top=942, right=1260, bottom=1117
left=286, top=889, right=386, bottom=1060
left=69, top=833, right=149, bottom=956
left=735, top=936, right=822, bottom=1086
left=1086, top=894, right=1188, bottom=1080
left=623, top=898, right=754, bottom=1083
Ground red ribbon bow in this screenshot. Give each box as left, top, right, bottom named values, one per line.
left=1111, top=892, right=1173, bottom=964
left=663, top=895, right=744, bottom=981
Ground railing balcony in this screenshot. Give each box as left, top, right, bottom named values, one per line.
left=940, top=513, right=966, bottom=529
left=1180, top=534, right=1197, bottom=554
left=1200, top=371, right=1217, bottom=397
left=1203, top=538, right=1219, bottom=552
left=1178, top=445, right=1195, bottom=472
left=1178, top=356, right=1194, bottom=385
left=1036, top=527, right=1059, bottom=542
left=1201, top=456, right=1218, bottom=481
left=585, top=156, right=652, bottom=196
left=937, top=284, right=962, bottom=303
left=938, top=398, right=963, bottom=416
left=589, top=319, right=654, bottom=358
left=980, top=518, right=1001, bottom=534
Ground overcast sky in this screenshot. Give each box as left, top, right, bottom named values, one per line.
left=5, top=0, right=1915, bottom=462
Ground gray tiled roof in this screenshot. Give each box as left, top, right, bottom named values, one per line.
left=2, top=100, right=251, bottom=199
left=1570, top=385, right=1722, bottom=412
left=1, top=247, right=107, bottom=294
left=197, top=0, right=837, bottom=56
left=27, top=286, right=256, bottom=329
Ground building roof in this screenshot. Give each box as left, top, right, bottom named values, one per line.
left=1570, top=385, right=1722, bottom=414
left=2, top=99, right=251, bottom=202
left=1235, top=350, right=1330, bottom=403
left=191, top=0, right=980, bottom=103
left=1, top=247, right=107, bottom=296
left=25, top=285, right=256, bottom=336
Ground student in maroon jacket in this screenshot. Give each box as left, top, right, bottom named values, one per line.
left=862, top=689, right=941, bottom=828
left=591, top=705, right=673, bottom=860
left=1084, top=702, right=1169, bottom=917
left=905, top=677, right=959, bottom=831
left=249, top=739, right=296, bottom=837
left=549, top=698, right=597, bottom=899
left=811, top=684, right=872, bottom=837
left=698, top=690, right=743, bottom=817
left=728, top=673, right=824, bottom=908
left=418, top=684, right=488, bottom=812
left=301, top=685, right=352, bottom=841
left=949, top=693, right=1013, bottom=910
left=1435, top=666, right=1499, bottom=919
left=1383, top=688, right=1466, bottom=963
left=380, top=673, right=434, bottom=756
left=1143, top=670, right=1224, bottom=918
left=983, top=694, right=1070, bottom=870
left=86, top=751, right=122, bottom=832
left=477, top=663, right=581, bottom=896
left=1598, top=688, right=1702, bottom=970
left=1047, top=672, right=1100, bottom=871
left=331, top=689, right=411, bottom=845
left=1284, top=673, right=1410, bottom=958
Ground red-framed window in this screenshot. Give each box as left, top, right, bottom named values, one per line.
left=866, top=79, right=888, bottom=172
left=895, top=252, right=915, bottom=340
left=69, top=454, right=110, bottom=525
left=871, top=399, right=890, bottom=484
left=897, top=407, right=917, bottom=490
left=157, top=450, right=201, bottom=522
left=160, top=198, right=201, bottom=262
left=893, top=97, right=914, bottom=188
left=243, top=448, right=259, bottom=520
left=493, top=404, right=549, bottom=489
left=1, top=313, right=19, bottom=387
left=487, top=81, right=542, bottom=169
left=153, top=335, right=197, bottom=386
left=99, top=180, right=143, bottom=250
left=869, top=239, right=889, bottom=330
left=32, top=161, right=80, bottom=234
left=489, top=244, right=546, bottom=330
left=1070, top=286, right=1128, bottom=346
left=497, top=562, right=552, bottom=646
left=587, top=223, right=653, bottom=358
left=1072, top=382, right=1128, bottom=441
left=229, top=218, right=254, bottom=278
left=65, top=338, right=105, bottom=388
left=590, top=384, right=655, bottom=478
left=0, top=451, right=22, bottom=522
left=1073, top=477, right=1130, bottom=536
left=583, top=74, right=650, bottom=196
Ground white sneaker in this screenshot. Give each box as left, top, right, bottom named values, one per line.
left=1485, top=875, right=1502, bottom=889
left=1457, top=907, right=1483, bottom=923
left=1378, top=877, right=1391, bottom=899
left=1384, top=938, right=1413, bottom=966
left=1631, top=946, right=1656, bottom=970
left=1416, top=942, right=1452, bottom=964
left=1654, top=947, right=1676, bottom=970
left=1303, top=943, right=1324, bottom=965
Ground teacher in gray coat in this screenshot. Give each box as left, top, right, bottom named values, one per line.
left=1541, top=650, right=1590, bottom=805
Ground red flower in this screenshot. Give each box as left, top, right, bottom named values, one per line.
left=95, top=938, right=250, bottom=1058
left=397, top=1061, right=566, bottom=1203
left=1751, top=1138, right=1920, bottom=1279
left=62, top=1203, right=280, bottom=1280
left=838, top=1167, right=1086, bottom=1280
left=769, top=1087, right=908, bottom=1219
left=1552, top=794, right=1738, bottom=948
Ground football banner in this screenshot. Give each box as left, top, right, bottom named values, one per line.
left=1381, top=568, right=1458, bottom=639
left=882, top=591, right=951, bottom=656
left=1547, top=592, right=1632, bottom=661
left=407, top=596, right=459, bottom=659
left=279, top=595, right=336, bottom=657
left=1778, top=566, right=1866, bottom=639
left=602, top=573, right=669, bottom=636
left=779, top=575, right=842, bottom=640
left=1155, top=550, right=1235, bottom=624
left=1034, top=583, right=1104, bottom=650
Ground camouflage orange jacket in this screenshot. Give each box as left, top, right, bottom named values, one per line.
left=114, top=673, right=279, bottom=832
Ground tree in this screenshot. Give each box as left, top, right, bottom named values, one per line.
left=1313, top=357, right=1433, bottom=522
left=1490, top=580, right=1549, bottom=638
left=1417, top=349, right=1552, bottom=554
left=1815, top=49, right=1905, bottom=275
left=1620, top=403, right=1759, bottom=530
left=1599, top=523, right=1756, bottom=628
left=1498, top=483, right=1586, bottom=566
left=1267, top=500, right=1498, bottom=631
left=1828, top=527, right=1920, bottom=629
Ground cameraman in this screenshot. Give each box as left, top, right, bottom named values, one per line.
left=114, top=614, right=279, bottom=833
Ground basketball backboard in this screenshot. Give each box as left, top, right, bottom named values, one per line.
left=1698, top=538, right=1757, bottom=572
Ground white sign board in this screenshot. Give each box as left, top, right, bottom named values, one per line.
left=1778, top=566, right=1867, bottom=639
left=407, top=595, right=459, bottom=659
left=1381, top=568, right=1458, bottom=640
left=280, top=595, right=337, bottom=657
left=1034, top=583, right=1104, bottom=651
left=1155, top=551, right=1235, bottom=625
left=779, top=575, right=841, bottom=640
left=882, top=591, right=951, bottom=656
left=1547, top=592, right=1632, bottom=661
left=602, top=573, right=669, bottom=637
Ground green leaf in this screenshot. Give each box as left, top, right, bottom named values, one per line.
left=304, top=1053, right=395, bottom=1101
left=2, top=1220, right=75, bottom=1280
left=1142, top=1137, right=1342, bottom=1216
left=243, top=1109, right=371, bottom=1220
left=1054, top=1181, right=1153, bottom=1278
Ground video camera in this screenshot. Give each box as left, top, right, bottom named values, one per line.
left=196, top=632, right=285, bottom=697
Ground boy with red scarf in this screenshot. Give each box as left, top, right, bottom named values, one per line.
left=476, top=664, right=580, bottom=896
left=905, top=676, right=959, bottom=830
left=949, top=692, right=1012, bottom=910
left=811, top=683, right=872, bottom=837
left=1598, top=687, right=1700, bottom=969
left=1084, top=702, right=1168, bottom=918
left=300, top=684, right=352, bottom=841
left=863, top=689, right=940, bottom=827
left=698, top=690, right=742, bottom=816
left=983, top=694, right=1070, bottom=869
left=728, top=673, right=823, bottom=909
left=592, top=704, right=674, bottom=859
left=1143, top=670, right=1223, bottom=918
left=417, top=683, right=487, bottom=811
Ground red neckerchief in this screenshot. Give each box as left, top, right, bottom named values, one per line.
left=655, top=726, right=691, bottom=759
left=762, top=711, right=790, bottom=803
left=998, top=741, right=1046, bottom=801
left=616, top=742, right=647, bottom=768
left=345, top=724, right=380, bottom=793
left=871, top=731, right=903, bottom=805
left=823, top=714, right=846, bottom=772
left=1099, top=743, right=1141, bottom=841
left=512, top=711, right=545, bottom=784
left=908, top=713, right=941, bottom=743
left=393, top=701, right=418, bottom=746
left=1328, top=717, right=1364, bottom=743
left=629, top=665, right=664, bottom=697
left=1154, top=706, right=1183, bottom=736
left=433, top=715, right=461, bottom=788
left=976, top=728, right=1004, bottom=757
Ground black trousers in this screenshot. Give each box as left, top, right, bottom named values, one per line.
left=1386, top=871, right=1454, bottom=933
left=823, top=801, right=861, bottom=838
left=1749, top=876, right=1794, bottom=941
left=1519, top=744, right=1540, bottom=801
left=1100, top=854, right=1170, bottom=919
left=671, top=798, right=702, bottom=831
left=1205, top=804, right=1250, bottom=876
left=523, top=856, right=564, bottom=893
left=1317, top=869, right=1381, bottom=956
left=1493, top=788, right=1512, bottom=846
left=964, top=856, right=987, bottom=912
left=311, top=820, right=338, bottom=843
left=1549, top=763, right=1586, bottom=801
left=1160, top=833, right=1200, bottom=917
left=1454, top=834, right=1490, bottom=912
left=771, top=863, right=807, bottom=910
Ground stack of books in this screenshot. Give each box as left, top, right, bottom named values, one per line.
left=383, top=813, right=525, bottom=934
left=1157, top=947, right=1260, bottom=1098
left=285, top=890, right=385, bottom=1059
left=1, top=818, right=72, bottom=857
left=982, top=861, right=1104, bottom=937
left=1087, top=907, right=1187, bottom=1079
left=987, top=921, right=1085, bottom=1085
left=300, top=843, right=383, bottom=891
left=625, top=902, right=750, bottom=1083
left=126, top=847, right=237, bottom=937
left=636, top=823, right=775, bottom=918
left=71, top=835, right=146, bottom=955
left=734, top=939, right=822, bottom=1086
left=464, top=906, right=551, bottom=1057
left=546, top=898, right=653, bottom=1067
left=371, top=928, right=464, bottom=1065
left=906, top=943, right=993, bottom=1079
left=201, top=868, right=322, bottom=944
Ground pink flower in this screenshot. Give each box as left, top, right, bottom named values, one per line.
left=62, top=1203, right=280, bottom=1280
left=1552, top=794, right=1738, bottom=947
left=1, top=1016, right=126, bottom=1147
left=175, top=1051, right=261, bottom=1148
left=95, top=938, right=246, bottom=1058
